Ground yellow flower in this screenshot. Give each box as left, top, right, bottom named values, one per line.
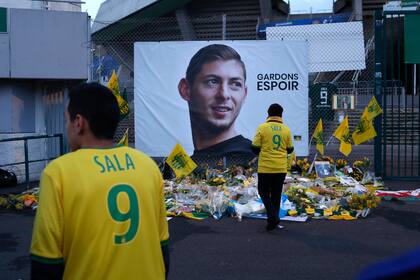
left=305, top=207, right=315, bottom=214
left=323, top=209, right=333, bottom=216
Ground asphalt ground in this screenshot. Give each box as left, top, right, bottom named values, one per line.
left=0, top=181, right=419, bottom=280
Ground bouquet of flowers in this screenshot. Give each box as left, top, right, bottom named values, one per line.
left=336, top=159, right=348, bottom=170
left=347, top=191, right=381, bottom=210
left=285, top=186, right=316, bottom=210
left=207, top=177, right=227, bottom=186
left=353, top=157, right=371, bottom=172
left=295, top=158, right=310, bottom=175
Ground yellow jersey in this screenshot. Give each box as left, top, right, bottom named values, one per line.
left=30, top=146, right=169, bottom=280
left=252, top=116, right=293, bottom=173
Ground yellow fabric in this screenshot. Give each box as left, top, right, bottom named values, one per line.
left=328, top=213, right=356, bottom=220
left=118, top=128, right=129, bottom=147
left=107, top=71, right=129, bottom=117
left=333, top=116, right=352, bottom=156
left=166, top=143, right=197, bottom=178
left=31, top=147, right=169, bottom=280
left=312, top=118, right=324, bottom=155
left=352, top=97, right=382, bottom=145
left=252, top=116, right=293, bottom=173
left=352, top=111, right=377, bottom=145
left=364, top=96, right=383, bottom=121
left=167, top=211, right=208, bottom=220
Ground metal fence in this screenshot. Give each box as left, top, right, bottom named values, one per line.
left=92, top=14, right=379, bottom=170
left=0, top=134, right=63, bottom=185
left=374, top=10, right=420, bottom=180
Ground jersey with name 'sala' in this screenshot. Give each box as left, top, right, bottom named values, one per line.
left=31, top=146, right=169, bottom=280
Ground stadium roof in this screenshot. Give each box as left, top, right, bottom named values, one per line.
left=92, top=0, right=192, bottom=36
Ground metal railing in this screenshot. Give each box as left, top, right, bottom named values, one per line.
left=0, top=134, right=64, bottom=186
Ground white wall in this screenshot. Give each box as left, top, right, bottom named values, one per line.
left=267, top=22, right=366, bottom=73
left=0, top=0, right=81, bottom=11
left=0, top=0, right=37, bottom=9
left=0, top=82, right=48, bottom=184
left=48, top=0, right=82, bottom=12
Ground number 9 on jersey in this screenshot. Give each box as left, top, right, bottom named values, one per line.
left=107, top=184, right=140, bottom=244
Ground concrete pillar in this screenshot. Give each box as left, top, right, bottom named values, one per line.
left=259, top=0, right=272, bottom=24
left=353, top=0, right=363, bottom=21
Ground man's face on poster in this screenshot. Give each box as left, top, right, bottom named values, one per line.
left=179, top=59, right=248, bottom=132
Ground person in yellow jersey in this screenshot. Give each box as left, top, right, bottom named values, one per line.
left=30, top=83, right=169, bottom=279
left=252, top=103, right=294, bottom=231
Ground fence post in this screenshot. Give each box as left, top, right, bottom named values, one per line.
left=222, top=14, right=226, bottom=40
left=374, top=10, right=383, bottom=177
left=24, top=139, right=29, bottom=187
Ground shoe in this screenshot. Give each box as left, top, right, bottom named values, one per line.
left=266, top=224, right=276, bottom=231
left=277, top=224, right=284, bottom=229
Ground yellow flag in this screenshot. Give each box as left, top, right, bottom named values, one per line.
left=107, top=71, right=129, bottom=120
left=166, top=143, right=197, bottom=178
left=117, top=128, right=129, bottom=147
left=352, top=111, right=377, bottom=145
left=333, top=116, right=352, bottom=156
left=312, top=118, right=324, bottom=155
left=166, top=211, right=208, bottom=220
left=363, top=96, right=383, bottom=121
left=107, top=70, right=119, bottom=94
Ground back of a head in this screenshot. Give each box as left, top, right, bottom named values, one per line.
left=68, top=82, right=120, bottom=140
left=186, top=44, right=246, bottom=84
left=268, top=103, right=283, bottom=117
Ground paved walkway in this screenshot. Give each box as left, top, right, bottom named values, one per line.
left=0, top=180, right=419, bottom=279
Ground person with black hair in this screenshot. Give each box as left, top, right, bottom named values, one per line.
left=30, top=83, right=169, bottom=279
left=252, top=103, right=294, bottom=231
left=178, top=44, right=254, bottom=161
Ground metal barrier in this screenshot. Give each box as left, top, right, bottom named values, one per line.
left=374, top=10, right=420, bottom=180
left=0, top=134, right=64, bottom=186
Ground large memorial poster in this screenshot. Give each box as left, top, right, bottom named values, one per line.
left=134, top=40, right=309, bottom=157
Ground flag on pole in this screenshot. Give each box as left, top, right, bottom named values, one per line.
left=364, top=96, right=383, bottom=120
left=107, top=70, right=129, bottom=120
left=117, top=128, right=129, bottom=147
left=165, top=143, right=197, bottom=178
left=352, top=111, right=377, bottom=145
left=333, top=116, right=352, bottom=156
left=312, top=118, right=324, bottom=155
left=352, top=97, right=382, bottom=145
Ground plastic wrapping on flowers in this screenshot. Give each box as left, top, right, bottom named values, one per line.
left=162, top=158, right=386, bottom=221
left=164, top=169, right=258, bottom=220
left=0, top=158, right=386, bottom=222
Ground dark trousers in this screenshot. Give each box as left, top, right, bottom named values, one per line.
left=257, top=173, right=286, bottom=226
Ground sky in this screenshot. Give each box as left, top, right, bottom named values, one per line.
left=81, top=0, right=104, bottom=19
left=81, top=0, right=333, bottom=20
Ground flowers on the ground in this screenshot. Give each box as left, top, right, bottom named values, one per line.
left=348, top=191, right=381, bottom=210
left=336, top=159, right=348, bottom=170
